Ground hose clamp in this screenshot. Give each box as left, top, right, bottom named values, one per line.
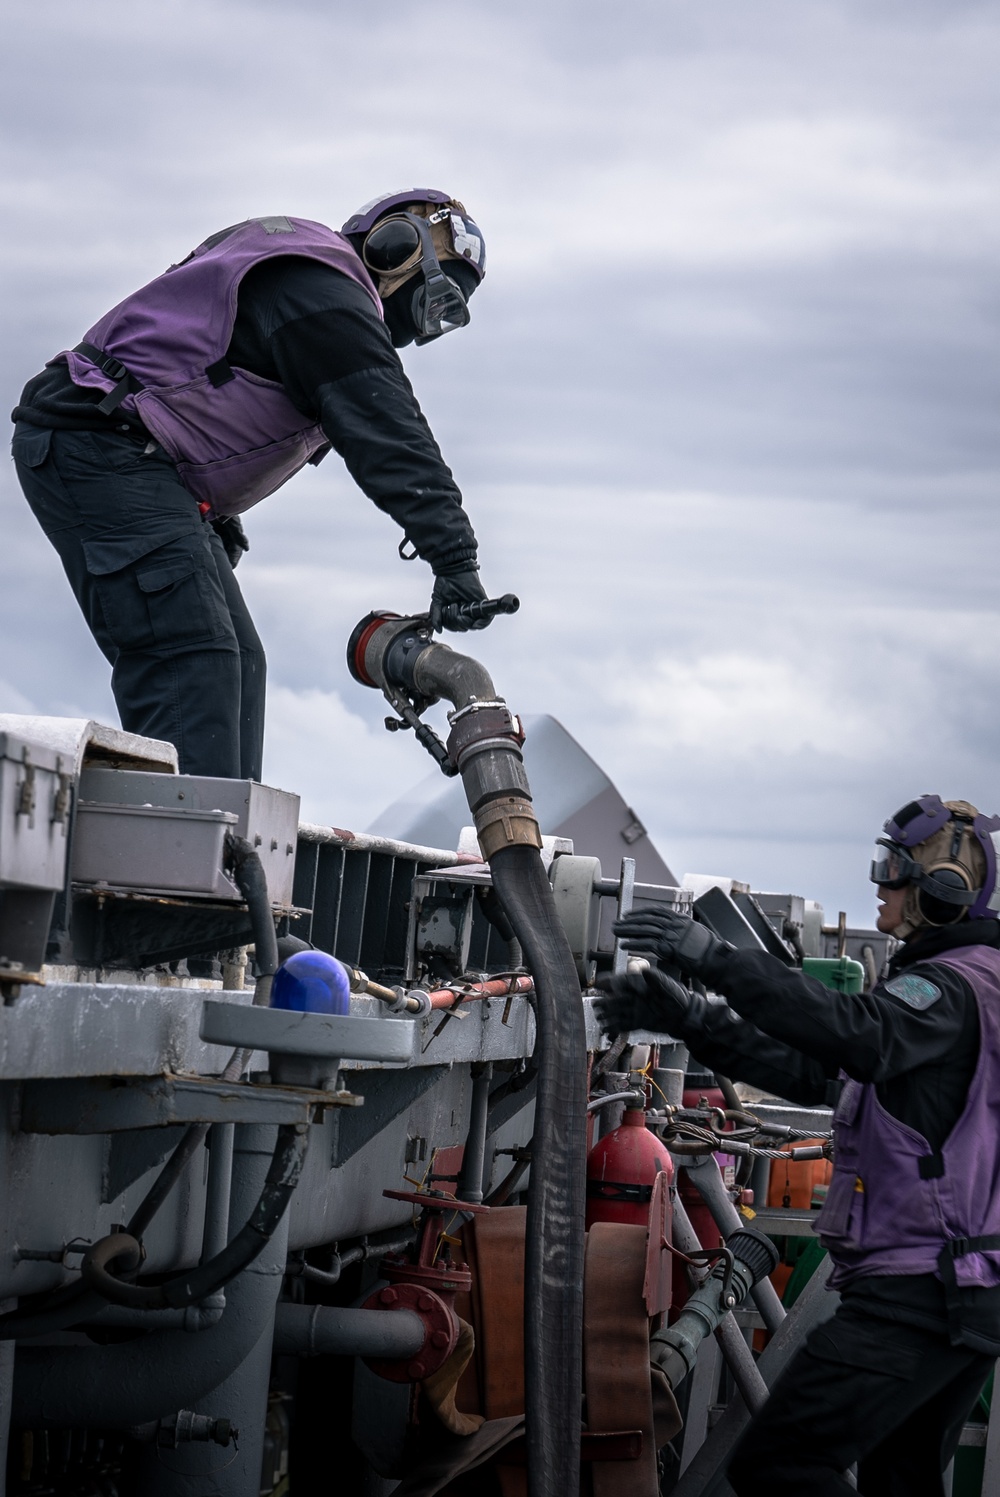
left=447, top=699, right=509, bottom=725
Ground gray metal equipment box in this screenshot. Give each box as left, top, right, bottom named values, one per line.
left=77, top=769, right=300, bottom=907
left=0, top=732, right=71, bottom=892
left=72, top=802, right=239, bottom=900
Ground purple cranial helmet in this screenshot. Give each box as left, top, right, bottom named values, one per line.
left=871, top=795, right=1000, bottom=925
left=342, top=189, right=486, bottom=344
left=882, top=795, right=954, bottom=849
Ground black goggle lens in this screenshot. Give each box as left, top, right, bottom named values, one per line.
left=364, top=219, right=421, bottom=273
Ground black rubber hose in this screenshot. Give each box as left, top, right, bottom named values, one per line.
left=79, top=1123, right=309, bottom=1310
left=714, top=1073, right=743, bottom=1114
left=1, top=1071, right=258, bottom=1339
left=483, top=1149, right=531, bottom=1208
left=127, top=1123, right=211, bottom=1240
left=12, top=1120, right=292, bottom=1428
left=488, top=845, right=587, bottom=1497
left=0, top=991, right=257, bottom=1339
left=226, top=833, right=279, bottom=1007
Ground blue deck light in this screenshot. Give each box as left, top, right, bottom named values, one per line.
left=270, top=950, right=351, bottom=1015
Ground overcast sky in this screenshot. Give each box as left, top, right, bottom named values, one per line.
left=2, top=0, right=997, bottom=925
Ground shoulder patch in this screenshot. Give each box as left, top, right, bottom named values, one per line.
left=883, top=973, right=942, bottom=1011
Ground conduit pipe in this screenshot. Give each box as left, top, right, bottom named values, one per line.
left=0, top=1093, right=244, bottom=1341
left=80, top=1123, right=236, bottom=1333
left=79, top=1124, right=308, bottom=1311
left=226, top=834, right=279, bottom=1009
left=429, top=975, right=533, bottom=1010
left=349, top=615, right=588, bottom=1497
left=12, top=1123, right=293, bottom=1430
left=273, top=1302, right=426, bottom=1360
left=347, top=968, right=533, bottom=1015
left=680, top=1155, right=787, bottom=1335
left=457, top=1064, right=493, bottom=1204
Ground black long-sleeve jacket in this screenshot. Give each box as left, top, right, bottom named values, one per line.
left=675, top=917, right=1000, bottom=1342
left=679, top=919, right=997, bottom=1150
left=12, top=257, right=477, bottom=573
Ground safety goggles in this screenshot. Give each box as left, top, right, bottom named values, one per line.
left=362, top=211, right=472, bottom=343
left=870, top=839, right=921, bottom=889
left=870, top=838, right=977, bottom=907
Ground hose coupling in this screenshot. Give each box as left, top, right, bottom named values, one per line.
left=474, top=796, right=543, bottom=859
left=649, top=1226, right=779, bottom=1390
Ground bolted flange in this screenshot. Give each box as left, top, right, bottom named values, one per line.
left=360, top=1280, right=459, bottom=1384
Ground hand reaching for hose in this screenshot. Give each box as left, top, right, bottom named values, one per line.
left=594, top=968, right=706, bottom=1041
left=429, top=563, right=490, bottom=632
left=613, top=907, right=734, bottom=986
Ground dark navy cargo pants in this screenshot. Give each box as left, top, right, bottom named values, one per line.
left=728, top=1300, right=994, bottom=1497
left=12, top=424, right=265, bottom=780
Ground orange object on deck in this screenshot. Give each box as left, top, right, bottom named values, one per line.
left=427, top=975, right=534, bottom=1010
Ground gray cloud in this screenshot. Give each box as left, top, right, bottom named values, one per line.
left=1, top=0, right=997, bottom=926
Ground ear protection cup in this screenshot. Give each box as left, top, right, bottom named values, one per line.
left=914, top=865, right=974, bottom=927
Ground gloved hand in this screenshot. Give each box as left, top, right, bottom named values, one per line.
left=613, top=907, right=733, bottom=985
left=593, top=968, right=702, bottom=1040
left=211, top=515, right=250, bottom=569
left=429, top=565, right=489, bottom=632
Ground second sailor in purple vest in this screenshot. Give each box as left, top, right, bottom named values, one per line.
left=594, top=796, right=1000, bottom=1497
left=11, top=192, right=496, bottom=779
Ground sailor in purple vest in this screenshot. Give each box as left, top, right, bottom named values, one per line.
left=11, top=193, right=495, bottom=780
left=595, top=796, right=1000, bottom=1497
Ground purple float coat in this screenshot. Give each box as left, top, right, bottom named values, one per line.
left=52, top=217, right=381, bottom=516
left=817, top=943, right=1000, bottom=1293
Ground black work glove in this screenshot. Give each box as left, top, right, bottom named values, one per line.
left=211, top=515, right=250, bottom=569
left=429, top=565, right=489, bottom=633
left=594, top=968, right=704, bottom=1041
left=613, top=907, right=734, bottom=986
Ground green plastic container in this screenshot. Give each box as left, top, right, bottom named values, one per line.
left=802, top=956, right=866, bottom=994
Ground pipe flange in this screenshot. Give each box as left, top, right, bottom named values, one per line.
left=347, top=611, right=403, bottom=687
left=361, top=1282, right=459, bottom=1383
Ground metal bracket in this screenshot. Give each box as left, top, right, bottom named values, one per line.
left=19, top=1072, right=361, bottom=1134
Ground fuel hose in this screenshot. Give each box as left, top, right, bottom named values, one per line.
left=348, top=614, right=589, bottom=1497
left=484, top=846, right=587, bottom=1497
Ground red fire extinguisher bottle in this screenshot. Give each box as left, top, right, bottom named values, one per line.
left=586, top=1107, right=674, bottom=1230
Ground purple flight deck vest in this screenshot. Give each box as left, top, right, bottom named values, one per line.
left=816, top=944, right=1000, bottom=1297
left=54, top=216, right=382, bottom=516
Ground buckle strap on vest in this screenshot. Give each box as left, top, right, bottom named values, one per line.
left=74, top=342, right=145, bottom=416
left=942, top=1234, right=1000, bottom=1262
left=937, top=1234, right=1000, bottom=1317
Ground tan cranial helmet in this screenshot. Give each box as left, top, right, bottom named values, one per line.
left=871, top=796, right=997, bottom=939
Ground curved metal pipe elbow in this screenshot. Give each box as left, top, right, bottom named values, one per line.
left=348, top=613, right=542, bottom=860
left=347, top=612, right=496, bottom=712
left=408, top=640, right=497, bottom=713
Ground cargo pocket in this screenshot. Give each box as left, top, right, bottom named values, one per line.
left=816, top=1167, right=866, bottom=1249
left=84, top=535, right=232, bottom=653
left=11, top=425, right=53, bottom=470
